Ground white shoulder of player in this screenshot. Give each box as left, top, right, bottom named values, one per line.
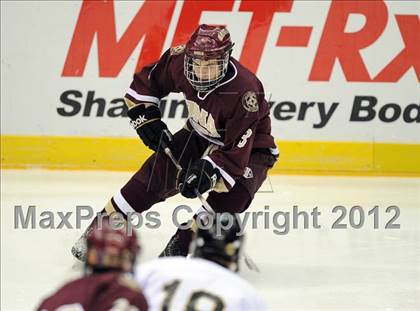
left=135, top=257, right=267, bottom=308
left=134, top=257, right=189, bottom=281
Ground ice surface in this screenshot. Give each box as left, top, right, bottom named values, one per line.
left=1, top=170, right=419, bottom=310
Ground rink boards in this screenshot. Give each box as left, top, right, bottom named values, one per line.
left=2, top=135, right=420, bottom=175
left=1, top=1, right=419, bottom=175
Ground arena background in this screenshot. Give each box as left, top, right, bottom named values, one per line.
left=2, top=0, right=419, bottom=175
left=2, top=1, right=420, bottom=310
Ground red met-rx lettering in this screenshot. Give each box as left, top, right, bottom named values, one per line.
left=238, top=0, right=293, bottom=74
left=62, top=0, right=418, bottom=83
left=374, top=15, right=420, bottom=82
left=171, top=0, right=235, bottom=47
left=309, top=0, right=388, bottom=82
left=62, top=0, right=176, bottom=77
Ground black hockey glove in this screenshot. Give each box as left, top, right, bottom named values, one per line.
left=127, top=104, right=173, bottom=152
left=177, top=159, right=221, bottom=198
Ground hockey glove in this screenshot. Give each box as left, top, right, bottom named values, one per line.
left=177, top=159, right=221, bottom=198
left=127, top=104, right=173, bottom=152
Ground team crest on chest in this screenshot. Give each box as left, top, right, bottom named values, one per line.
left=242, top=91, right=259, bottom=112
left=170, top=44, right=185, bottom=55
left=186, top=100, right=220, bottom=138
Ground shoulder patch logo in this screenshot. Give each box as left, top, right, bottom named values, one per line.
left=243, top=167, right=254, bottom=179
left=170, top=44, right=185, bottom=55
left=242, top=91, right=259, bottom=112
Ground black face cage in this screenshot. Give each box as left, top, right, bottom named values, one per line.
left=184, top=53, right=230, bottom=92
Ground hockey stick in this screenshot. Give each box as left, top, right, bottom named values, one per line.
left=163, top=147, right=260, bottom=273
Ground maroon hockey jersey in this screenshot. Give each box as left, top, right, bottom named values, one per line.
left=36, top=272, right=148, bottom=311
left=125, top=45, right=277, bottom=189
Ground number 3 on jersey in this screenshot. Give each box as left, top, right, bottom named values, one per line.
left=237, top=129, right=253, bottom=148
left=161, top=280, right=225, bottom=311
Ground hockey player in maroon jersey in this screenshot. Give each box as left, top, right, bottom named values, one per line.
left=72, top=24, right=278, bottom=260
left=38, top=217, right=148, bottom=310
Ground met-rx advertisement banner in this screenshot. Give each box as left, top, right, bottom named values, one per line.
left=2, top=0, right=419, bottom=143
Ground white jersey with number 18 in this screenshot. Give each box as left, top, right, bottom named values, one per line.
left=135, top=257, right=267, bottom=311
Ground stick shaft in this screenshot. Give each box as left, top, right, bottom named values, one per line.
left=164, top=147, right=260, bottom=272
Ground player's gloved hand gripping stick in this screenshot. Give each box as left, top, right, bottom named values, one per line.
left=177, top=159, right=221, bottom=199
left=128, top=104, right=173, bottom=152
left=163, top=147, right=260, bottom=273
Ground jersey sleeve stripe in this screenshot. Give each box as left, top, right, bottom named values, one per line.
left=203, top=156, right=236, bottom=188
left=112, top=190, right=136, bottom=215
left=126, top=88, right=160, bottom=104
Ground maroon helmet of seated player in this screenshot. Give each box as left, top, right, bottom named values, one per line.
left=37, top=217, right=148, bottom=311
